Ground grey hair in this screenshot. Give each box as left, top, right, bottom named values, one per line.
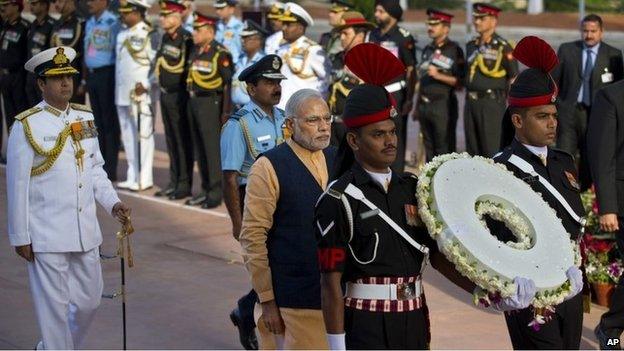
left=285, top=89, right=323, bottom=119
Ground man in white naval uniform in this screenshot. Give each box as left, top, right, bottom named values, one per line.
left=7, top=46, right=131, bottom=350
left=276, top=2, right=329, bottom=109
left=264, top=1, right=284, bottom=55
left=115, top=0, right=156, bottom=191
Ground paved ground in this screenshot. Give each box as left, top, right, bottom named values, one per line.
left=0, top=112, right=615, bottom=349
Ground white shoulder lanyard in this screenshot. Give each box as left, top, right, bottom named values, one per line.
left=343, top=184, right=430, bottom=256
left=507, top=154, right=586, bottom=228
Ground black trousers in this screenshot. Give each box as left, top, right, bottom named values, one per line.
left=25, top=72, right=42, bottom=107
left=464, top=95, right=506, bottom=157
left=160, top=91, right=193, bottom=193
left=345, top=306, right=430, bottom=349
left=0, top=71, right=27, bottom=147
left=87, top=66, right=120, bottom=181
left=556, top=103, right=592, bottom=191
left=600, top=219, right=624, bottom=338
left=504, top=293, right=583, bottom=349
left=188, top=94, right=223, bottom=202
left=419, top=95, right=458, bottom=161
left=391, top=89, right=407, bottom=173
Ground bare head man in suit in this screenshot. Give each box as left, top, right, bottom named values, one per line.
left=581, top=14, right=603, bottom=48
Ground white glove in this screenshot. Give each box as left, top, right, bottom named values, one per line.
left=327, top=333, right=346, bottom=350
left=564, top=266, right=583, bottom=301
left=493, top=277, right=537, bottom=311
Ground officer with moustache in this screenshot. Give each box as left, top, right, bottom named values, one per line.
left=154, top=0, right=194, bottom=200
left=185, top=12, right=233, bottom=209
left=221, top=54, right=286, bottom=351
left=416, top=9, right=464, bottom=160
left=25, top=0, right=55, bottom=106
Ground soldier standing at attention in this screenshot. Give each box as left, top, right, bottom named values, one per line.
left=464, top=2, right=518, bottom=157
left=25, top=0, right=55, bottom=106
left=327, top=10, right=373, bottom=146
left=264, top=1, right=283, bottom=55
left=0, top=0, right=29, bottom=138
left=368, top=0, right=416, bottom=172
left=185, top=12, right=233, bottom=209
left=115, top=0, right=156, bottom=191
left=276, top=2, right=329, bottom=109
left=319, top=0, right=353, bottom=64
left=416, top=8, right=464, bottom=161
left=214, top=0, right=242, bottom=66
left=50, top=0, right=86, bottom=103
left=221, top=55, right=286, bottom=351
left=153, top=0, right=194, bottom=200
left=83, top=0, right=121, bottom=181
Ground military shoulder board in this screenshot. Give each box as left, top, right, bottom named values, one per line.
left=15, top=107, right=42, bottom=121
left=70, top=103, right=92, bottom=113
left=399, top=27, right=411, bottom=37
left=229, top=109, right=248, bottom=120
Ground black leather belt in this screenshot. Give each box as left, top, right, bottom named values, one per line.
left=467, top=89, right=506, bottom=100
left=188, top=90, right=220, bottom=98
left=87, top=65, right=114, bottom=74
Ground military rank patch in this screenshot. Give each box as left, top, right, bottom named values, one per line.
left=565, top=171, right=580, bottom=190
left=405, top=204, right=420, bottom=226
left=70, top=120, right=98, bottom=141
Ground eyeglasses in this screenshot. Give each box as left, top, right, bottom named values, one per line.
left=301, top=115, right=334, bottom=126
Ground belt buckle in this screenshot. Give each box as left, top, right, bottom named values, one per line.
left=396, top=282, right=417, bottom=300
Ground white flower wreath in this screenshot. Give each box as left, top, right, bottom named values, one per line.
left=416, top=153, right=582, bottom=324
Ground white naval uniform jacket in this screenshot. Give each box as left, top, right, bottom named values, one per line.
left=115, top=21, right=156, bottom=106
left=6, top=102, right=121, bottom=252
left=277, top=35, right=329, bottom=109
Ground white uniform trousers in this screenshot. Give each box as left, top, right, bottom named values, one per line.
left=116, top=101, right=154, bottom=189
left=27, top=248, right=103, bottom=350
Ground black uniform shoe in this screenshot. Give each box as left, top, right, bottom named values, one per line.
left=201, top=198, right=222, bottom=209
left=155, top=187, right=175, bottom=197
left=185, top=194, right=206, bottom=206
left=230, top=308, right=258, bottom=350
left=169, top=190, right=191, bottom=200
left=595, top=324, right=622, bottom=350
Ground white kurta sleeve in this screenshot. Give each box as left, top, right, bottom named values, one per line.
left=6, top=121, right=35, bottom=246
left=91, top=139, right=120, bottom=216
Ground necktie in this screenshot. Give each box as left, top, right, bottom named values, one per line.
left=582, top=48, right=594, bottom=106
left=538, top=154, right=548, bottom=167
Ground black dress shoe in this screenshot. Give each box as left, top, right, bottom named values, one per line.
left=230, top=308, right=258, bottom=350
left=155, top=187, right=175, bottom=197
left=201, top=198, right=222, bottom=209
left=185, top=194, right=206, bottom=206
left=168, top=190, right=191, bottom=200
